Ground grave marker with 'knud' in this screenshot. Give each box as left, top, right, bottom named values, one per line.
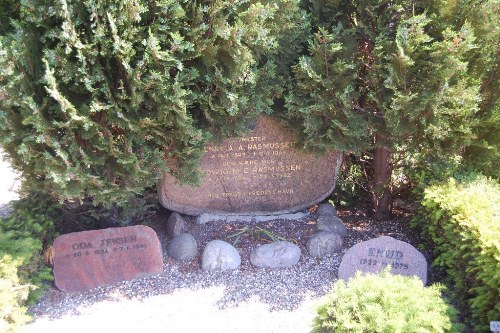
left=338, top=236, right=428, bottom=284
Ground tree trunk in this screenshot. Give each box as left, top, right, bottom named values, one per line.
left=371, top=135, right=393, bottom=220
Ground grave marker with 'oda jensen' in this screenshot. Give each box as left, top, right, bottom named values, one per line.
left=53, top=226, right=163, bottom=292
left=158, top=116, right=343, bottom=215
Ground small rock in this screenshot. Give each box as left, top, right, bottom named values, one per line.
left=250, top=241, right=301, bottom=268
left=202, top=240, right=241, bottom=271
left=307, top=231, right=343, bottom=258
left=316, top=203, right=337, bottom=216
left=167, top=212, right=186, bottom=238
left=167, top=233, right=198, bottom=261
left=316, top=215, right=347, bottom=238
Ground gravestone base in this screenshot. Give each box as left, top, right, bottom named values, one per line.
left=195, top=211, right=311, bottom=224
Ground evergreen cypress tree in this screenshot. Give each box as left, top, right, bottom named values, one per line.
left=426, top=0, right=500, bottom=178
left=286, top=0, right=483, bottom=218
left=285, top=25, right=368, bottom=152
left=0, top=0, right=305, bottom=221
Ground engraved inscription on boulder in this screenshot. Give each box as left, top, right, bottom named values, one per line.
left=53, top=225, right=163, bottom=292
left=158, top=116, right=342, bottom=215
left=338, top=236, right=428, bottom=284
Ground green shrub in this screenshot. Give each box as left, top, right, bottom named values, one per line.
left=313, top=270, right=461, bottom=333
left=0, top=193, right=60, bottom=331
left=0, top=0, right=19, bottom=36
left=0, top=231, right=52, bottom=305
left=0, top=254, right=34, bottom=333
left=0, top=193, right=59, bottom=298
left=413, top=174, right=500, bottom=332
left=1, top=192, right=58, bottom=244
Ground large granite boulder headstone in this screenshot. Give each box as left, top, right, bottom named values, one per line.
left=53, top=226, right=163, bottom=292
left=158, top=116, right=342, bottom=215
left=338, top=236, right=428, bottom=284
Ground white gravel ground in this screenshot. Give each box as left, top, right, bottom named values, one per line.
left=21, top=287, right=320, bottom=333
left=23, top=243, right=342, bottom=333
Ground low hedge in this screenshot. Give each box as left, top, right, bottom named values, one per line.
left=0, top=236, right=38, bottom=332
left=0, top=193, right=59, bottom=332
left=313, top=270, right=461, bottom=333
left=414, top=174, right=500, bottom=332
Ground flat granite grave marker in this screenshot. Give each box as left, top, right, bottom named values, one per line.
left=158, top=116, right=342, bottom=215
left=338, top=236, right=428, bottom=284
left=53, top=225, right=163, bottom=292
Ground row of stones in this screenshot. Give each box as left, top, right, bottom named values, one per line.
left=308, top=203, right=345, bottom=258
left=166, top=203, right=347, bottom=271
left=169, top=235, right=301, bottom=270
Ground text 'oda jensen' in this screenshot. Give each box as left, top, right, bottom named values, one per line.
left=71, top=235, right=137, bottom=250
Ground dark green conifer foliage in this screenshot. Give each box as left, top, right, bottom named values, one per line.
left=285, top=26, right=368, bottom=151
left=0, top=0, right=19, bottom=36
left=286, top=0, right=483, bottom=217
left=0, top=0, right=304, bottom=210
left=426, top=0, right=500, bottom=178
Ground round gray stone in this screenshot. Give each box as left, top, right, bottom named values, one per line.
left=307, top=231, right=343, bottom=258
left=167, top=212, right=186, bottom=239
left=316, top=215, right=347, bottom=238
left=167, top=233, right=198, bottom=261
left=202, top=240, right=241, bottom=271
left=316, top=203, right=337, bottom=216
left=250, top=241, right=301, bottom=268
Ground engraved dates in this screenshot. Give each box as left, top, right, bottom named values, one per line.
left=359, top=258, right=409, bottom=269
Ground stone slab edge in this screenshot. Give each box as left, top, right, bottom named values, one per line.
left=196, top=211, right=311, bottom=224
